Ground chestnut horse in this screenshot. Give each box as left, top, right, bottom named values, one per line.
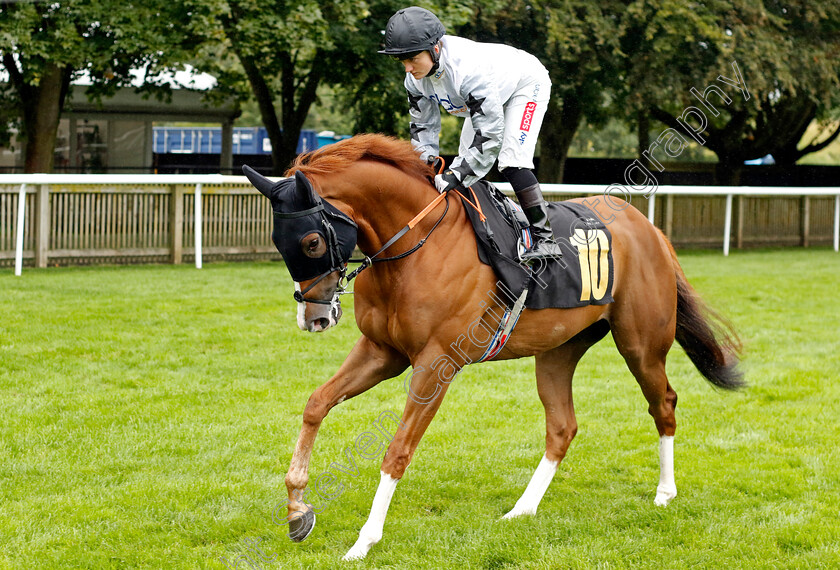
left=242, top=134, right=743, bottom=561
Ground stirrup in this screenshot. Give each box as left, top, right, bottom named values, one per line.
left=518, top=239, right=563, bottom=264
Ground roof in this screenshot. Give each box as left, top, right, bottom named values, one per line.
left=63, top=85, right=241, bottom=122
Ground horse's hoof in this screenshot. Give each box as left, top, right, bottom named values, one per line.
left=288, top=509, right=316, bottom=542
left=654, top=485, right=677, bottom=506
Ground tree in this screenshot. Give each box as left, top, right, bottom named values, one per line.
left=539, top=1, right=626, bottom=182
left=0, top=0, right=198, bottom=173
left=185, top=0, right=380, bottom=175
left=620, top=0, right=840, bottom=184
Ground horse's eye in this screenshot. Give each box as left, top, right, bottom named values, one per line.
left=301, top=232, right=327, bottom=258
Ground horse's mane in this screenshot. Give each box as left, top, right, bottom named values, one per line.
left=285, top=133, right=434, bottom=184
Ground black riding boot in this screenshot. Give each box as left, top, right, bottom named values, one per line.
left=514, top=183, right=563, bottom=263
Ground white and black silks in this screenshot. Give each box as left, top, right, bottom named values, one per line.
left=243, top=167, right=358, bottom=302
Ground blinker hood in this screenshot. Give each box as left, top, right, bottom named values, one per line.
left=242, top=166, right=358, bottom=282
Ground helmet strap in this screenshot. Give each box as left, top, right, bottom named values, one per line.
left=425, top=43, right=441, bottom=77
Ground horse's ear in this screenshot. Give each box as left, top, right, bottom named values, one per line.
left=295, top=170, right=321, bottom=206
left=242, top=164, right=277, bottom=199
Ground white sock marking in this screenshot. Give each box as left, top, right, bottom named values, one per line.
left=655, top=435, right=677, bottom=506
left=294, top=283, right=308, bottom=331
left=503, top=454, right=559, bottom=518
left=343, top=471, right=399, bottom=560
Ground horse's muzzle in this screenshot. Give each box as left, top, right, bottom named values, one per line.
left=301, top=299, right=343, bottom=332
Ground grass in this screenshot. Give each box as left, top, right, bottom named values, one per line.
left=1, top=249, right=839, bottom=569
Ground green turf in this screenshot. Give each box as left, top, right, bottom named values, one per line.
left=1, top=249, right=838, bottom=569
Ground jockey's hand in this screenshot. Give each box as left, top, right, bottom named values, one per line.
left=434, top=170, right=461, bottom=194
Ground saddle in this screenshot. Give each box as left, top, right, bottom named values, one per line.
left=458, top=181, right=615, bottom=310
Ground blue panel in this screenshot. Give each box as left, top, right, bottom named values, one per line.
left=153, top=126, right=332, bottom=155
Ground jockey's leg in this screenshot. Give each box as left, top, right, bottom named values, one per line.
left=496, top=76, right=560, bottom=263
left=502, top=167, right=563, bottom=262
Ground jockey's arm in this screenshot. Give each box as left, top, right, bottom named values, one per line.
left=449, top=70, right=505, bottom=188
left=406, top=82, right=441, bottom=162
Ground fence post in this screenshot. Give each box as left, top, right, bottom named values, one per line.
left=194, top=183, right=203, bottom=269
left=800, top=195, right=810, bottom=247
left=170, top=184, right=184, bottom=264
left=736, top=195, right=744, bottom=250
left=664, top=193, right=674, bottom=238
left=834, top=194, right=839, bottom=253
left=14, top=184, right=27, bottom=276
left=723, top=193, right=733, bottom=256
left=35, top=184, right=50, bottom=268
left=647, top=193, right=656, bottom=224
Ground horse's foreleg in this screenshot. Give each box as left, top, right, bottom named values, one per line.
left=504, top=340, right=592, bottom=518
left=285, top=336, right=408, bottom=541
left=344, top=349, right=455, bottom=560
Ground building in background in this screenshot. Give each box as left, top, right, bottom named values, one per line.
left=151, top=127, right=350, bottom=174
left=0, top=86, right=350, bottom=174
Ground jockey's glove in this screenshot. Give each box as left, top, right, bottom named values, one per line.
left=434, top=170, right=462, bottom=194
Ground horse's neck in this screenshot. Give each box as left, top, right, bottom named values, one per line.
left=319, top=164, right=439, bottom=256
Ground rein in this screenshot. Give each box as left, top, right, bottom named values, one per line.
left=295, top=190, right=450, bottom=305
left=295, top=157, right=488, bottom=307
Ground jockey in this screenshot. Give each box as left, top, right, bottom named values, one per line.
left=379, top=6, right=563, bottom=262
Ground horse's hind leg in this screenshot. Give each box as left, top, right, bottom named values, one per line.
left=610, top=291, right=679, bottom=506
left=504, top=325, right=605, bottom=518
left=624, top=355, right=678, bottom=506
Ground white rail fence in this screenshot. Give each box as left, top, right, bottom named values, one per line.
left=2, top=175, right=838, bottom=275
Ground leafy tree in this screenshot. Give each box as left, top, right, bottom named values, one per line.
left=620, top=0, right=840, bottom=184
left=185, top=0, right=386, bottom=175
left=0, top=0, right=198, bottom=173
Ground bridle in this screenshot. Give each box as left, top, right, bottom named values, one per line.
left=291, top=190, right=451, bottom=307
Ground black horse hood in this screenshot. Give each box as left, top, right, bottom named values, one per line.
left=243, top=166, right=358, bottom=282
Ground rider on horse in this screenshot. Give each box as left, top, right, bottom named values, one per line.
left=379, top=6, right=563, bottom=262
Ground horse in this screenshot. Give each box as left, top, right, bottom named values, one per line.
left=242, top=133, right=744, bottom=561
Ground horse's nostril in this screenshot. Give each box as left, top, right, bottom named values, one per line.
left=317, top=318, right=330, bottom=330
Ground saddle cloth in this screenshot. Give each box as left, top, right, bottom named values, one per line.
left=458, top=181, right=615, bottom=310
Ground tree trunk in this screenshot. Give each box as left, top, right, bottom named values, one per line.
left=238, top=55, right=285, bottom=175
left=241, top=51, right=324, bottom=176
left=775, top=120, right=840, bottom=165
left=16, top=63, right=71, bottom=173
left=538, top=95, right=583, bottom=183
left=277, top=53, right=323, bottom=176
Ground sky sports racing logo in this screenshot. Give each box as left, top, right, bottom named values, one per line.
left=520, top=102, right=537, bottom=131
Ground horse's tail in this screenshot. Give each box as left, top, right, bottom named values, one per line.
left=664, top=236, right=746, bottom=390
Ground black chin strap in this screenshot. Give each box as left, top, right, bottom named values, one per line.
left=294, top=267, right=344, bottom=305
left=425, top=44, right=441, bottom=77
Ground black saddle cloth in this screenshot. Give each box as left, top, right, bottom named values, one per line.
left=459, top=181, right=615, bottom=310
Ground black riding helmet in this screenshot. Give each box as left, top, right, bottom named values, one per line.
left=378, top=7, right=445, bottom=75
